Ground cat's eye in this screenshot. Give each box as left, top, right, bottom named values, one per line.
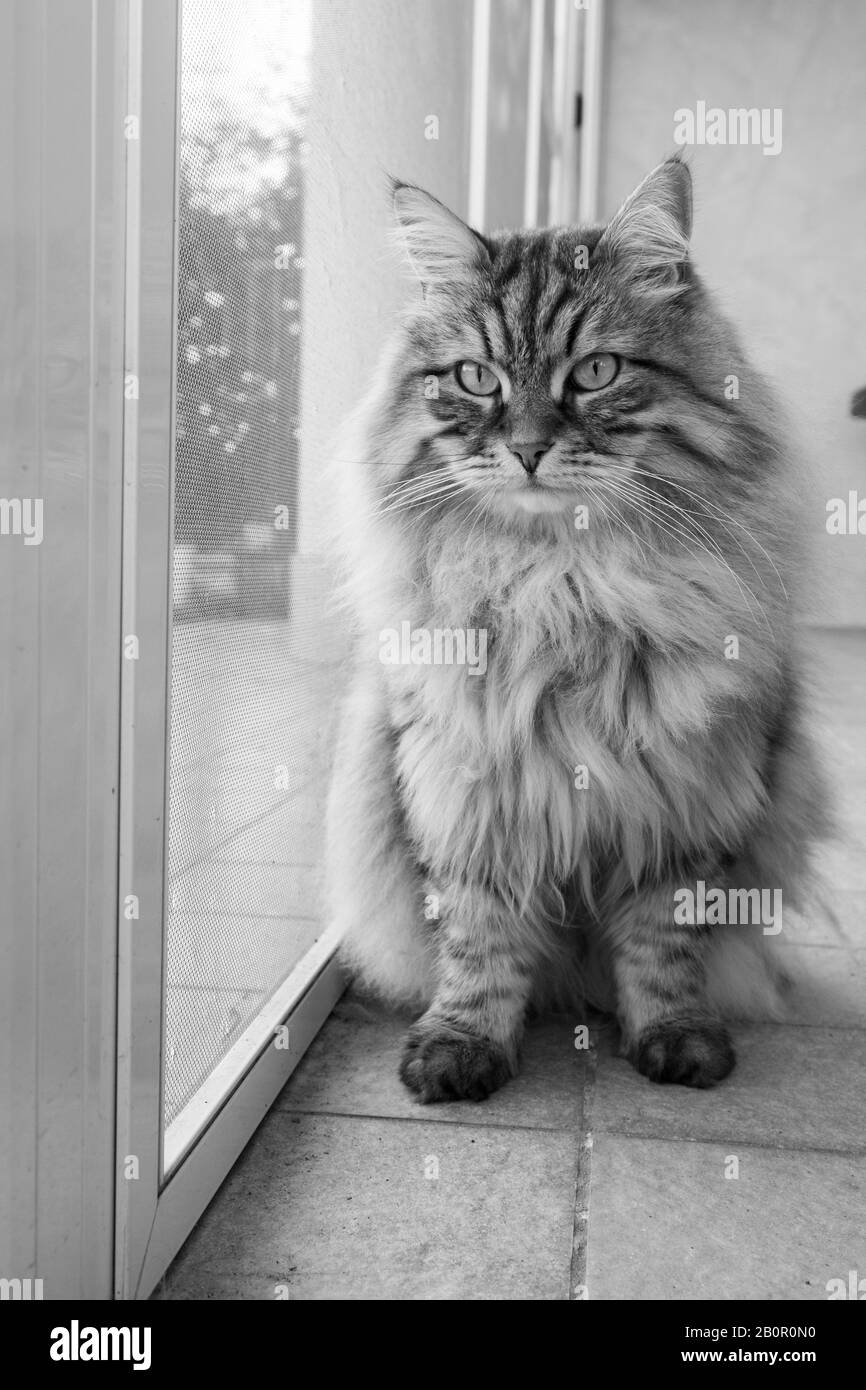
left=455, top=360, right=500, bottom=397
left=571, top=352, right=619, bottom=391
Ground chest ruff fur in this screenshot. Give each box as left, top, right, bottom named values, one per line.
left=382, top=539, right=772, bottom=915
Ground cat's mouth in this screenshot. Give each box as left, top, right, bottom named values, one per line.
left=508, top=475, right=574, bottom=514
left=459, top=447, right=610, bottom=517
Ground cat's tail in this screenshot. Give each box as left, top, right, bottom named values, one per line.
left=571, top=919, right=795, bottom=1024
left=703, top=926, right=791, bottom=1022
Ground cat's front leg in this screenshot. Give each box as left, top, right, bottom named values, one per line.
left=609, top=882, right=736, bottom=1088
left=399, top=880, right=538, bottom=1103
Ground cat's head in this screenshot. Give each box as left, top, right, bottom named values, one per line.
left=384, top=157, right=771, bottom=527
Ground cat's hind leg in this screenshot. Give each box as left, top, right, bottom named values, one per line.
left=608, top=881, right=736, bottom=1087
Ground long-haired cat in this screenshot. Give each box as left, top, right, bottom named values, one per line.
left=325, top=157, right=828, bottom=1101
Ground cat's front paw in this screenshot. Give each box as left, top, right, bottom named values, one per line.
left=631, top=1020, right=735, bottom=1088
left=399, top=1019, right=515, bottom=1103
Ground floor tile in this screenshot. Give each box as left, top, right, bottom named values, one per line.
left=592, top=1024, right=866, bottom=1152
left=160, top=1110, right=579, bottom=1300
left=274, top=996, right=587, bottom=1131
left=586, top=1134, right=865, bottom=1300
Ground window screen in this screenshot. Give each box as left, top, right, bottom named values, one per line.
left=163, top=0, right=340, bottom=1154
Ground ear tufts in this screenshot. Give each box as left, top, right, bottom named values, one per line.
left=390, top=180, right=491, bottom=289
left=598, top=156, right=693, bottom=291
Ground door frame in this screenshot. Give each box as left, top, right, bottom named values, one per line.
left=3, top=0, right=129, bottom=1301
left=114, top=0, right=344, bottom=1302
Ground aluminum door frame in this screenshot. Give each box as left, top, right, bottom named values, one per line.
left=1, top=0, right=128, bottom=1302
left=115, top=0, right=344, bottom=1302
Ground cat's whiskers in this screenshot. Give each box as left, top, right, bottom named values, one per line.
left=606, top=472, right=778, bottom=636
left=600, top=470, right=749, bottom=573
left=378, top=466, right=457, bottom=500
left=366, top=465, right=494, bottom=529
left=608, top=461, right=789, bottom=601
left=460, top=490, right=494, bottom=555
left=596, top=474, right=731, bottom=580
left=623, top=480, right=775, bottom=631
left=578, top=454, right=776, bottom=623
left=580, top=485, right=619, bottom=551
left=596, top=479, right=726, bottom=592
left=595, top=475, right=774, bottom=637
left=610, top=467, right=772, bottom=602
left=583, top=478, right=652, bottom=566
left=375, top=485, right=469, bottom=520
left=373, top=469, right=470, bottom=518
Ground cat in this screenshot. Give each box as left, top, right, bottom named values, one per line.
left=325, top=156, right=829, bottom=1101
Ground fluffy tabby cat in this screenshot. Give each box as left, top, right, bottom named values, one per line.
left=326, top=157, right=827, bottom=1101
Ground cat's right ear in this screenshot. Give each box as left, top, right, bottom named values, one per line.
left=391, top=181, right=491, bottom=291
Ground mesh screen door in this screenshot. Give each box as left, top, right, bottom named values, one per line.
left=164, top=0, right=340, bottom=1172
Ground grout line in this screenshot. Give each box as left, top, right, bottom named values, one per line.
left=584, top=1127, right=866, bottom=1159
left=568, top=1042, right=598, bottom=1301
left=272, top=1104, right=577, bottom=1135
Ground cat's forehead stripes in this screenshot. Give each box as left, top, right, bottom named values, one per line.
left=412, top=220, right=672, bottom=399
left=468, top=228, right=596, bottom=379
left=463, top=319, right=495, bottom=363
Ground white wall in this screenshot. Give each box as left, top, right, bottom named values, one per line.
left=298, top=0, right=475, bottom=560
left=600, top=0, right=866, bottom=626
left=485, top=0, right=532, bottom=230
left=287, top=0, right=485, bottom=659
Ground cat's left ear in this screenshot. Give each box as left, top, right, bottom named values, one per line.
left=391, top=181, right=491, bottom=291
left=596, top=157, right=692, bottom=289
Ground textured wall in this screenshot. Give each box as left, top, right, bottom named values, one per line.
left=486, top=0, right=532, bottom=231
left=600, top=0, right=866, bottom=626
left=299, top=0, right=474, bottom=555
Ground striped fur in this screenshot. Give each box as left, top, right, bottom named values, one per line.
left=325, top=158, right=829, bottom=1100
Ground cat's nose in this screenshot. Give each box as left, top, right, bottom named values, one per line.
left=509, top=439, right=552, bottom=475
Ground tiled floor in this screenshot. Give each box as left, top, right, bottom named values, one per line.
left=155, top=630, right=865, bottom=1300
